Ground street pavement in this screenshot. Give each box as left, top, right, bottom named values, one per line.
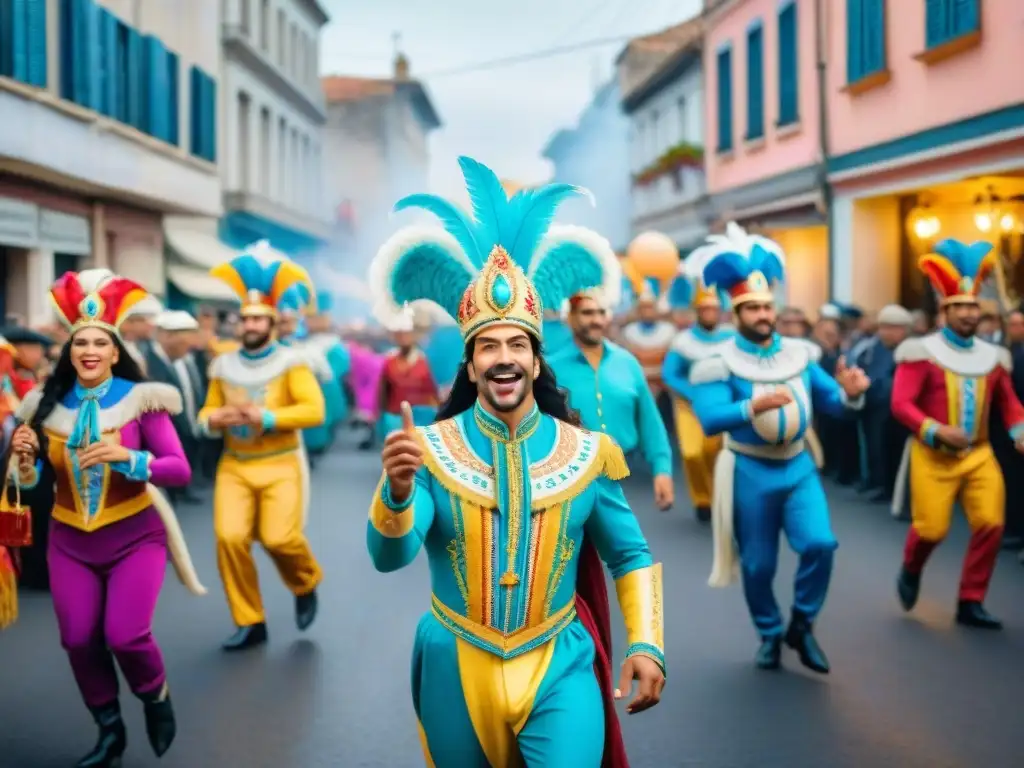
left=2, top=442, right=1023, bottom=768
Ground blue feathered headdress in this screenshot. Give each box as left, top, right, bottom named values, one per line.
left=686, top=222, right=785, bottom=306
left=369, top=156, right=621, bottom=340
left=919, top=238, right=996, bottom=304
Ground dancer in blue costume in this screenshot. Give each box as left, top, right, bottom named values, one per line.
left=278, top=286, right=344, bottom=457
left=661, top=265, right=733, bottom=523
left=687, top=223, right=870, bottom=674
left=367, top=157, right=664, bottom=767
left=307, top=290, right=351, bottom=425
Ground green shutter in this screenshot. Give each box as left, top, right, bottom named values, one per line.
left=746, top=22, right=764, bottom=140
left=777, top=2, right=798, bottom=126
left=25, top=0, right=47, bottom=87
left=716, top=46, right=733, bottom=152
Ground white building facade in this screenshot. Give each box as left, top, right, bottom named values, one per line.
left=0, top=0, right=222, bottom=325
left=622, top=31, right=710, bottom=251
left=165, top=0, right=331, bottom=310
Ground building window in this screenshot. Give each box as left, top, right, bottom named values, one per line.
left=925, top=0, right=979, bottom=48
left=745, top=20, right=764, bottom=140
left=715, top=44, right=733, bottom=153
left=259, top=106, right=271, bottom=195
left=650, top=110, right=659, bottom=162
left=189, top=66, right=217, bottom=162
left=290, top=23, right=298, bottom=78
left=278, top=116, right=287, bottom=200
left=240, top=0, right=250, bottom=35
left=60, top=0, right=101, bottom=108
left=0, top=0, right=48, bottom=87
left=141, top=36, right=177, bottom=144
left=847, top=0, right=886, bottom=83
left=676, top=97, right=687, bottom=141
left=777, top=0, right=799, bottom=127
left=260, top=0, right=269, bottom=51
left=166, top=49, right=179, bottom=145
left=290, top=128, right=299, bottom=206
left=238, top=92, right=251, bottom=192
left=277, top=9, right=286, bottom=67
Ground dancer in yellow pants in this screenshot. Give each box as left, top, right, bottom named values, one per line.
left=200, top=243, right=326, bottom=651
left=661, top=265, right=732, bottom=521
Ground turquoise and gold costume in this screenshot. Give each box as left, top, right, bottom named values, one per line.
left=200, top=245, right=326, bottom=630
left=367, top=156, right=662, bottom=766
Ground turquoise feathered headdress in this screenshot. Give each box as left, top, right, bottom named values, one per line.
left=368, top=156, right=621, bottom=340
left=686, top=222, right=785, bottom=306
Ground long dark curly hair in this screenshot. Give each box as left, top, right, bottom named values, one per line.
left=435, top=334, right=581, bottom=427
left=25, top=331, right=146, bottom=455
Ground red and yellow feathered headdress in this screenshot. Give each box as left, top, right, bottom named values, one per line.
left=918, top=238, right=997, bottom=306
left=49, top=271, right=150, bottom=337
left=209, top=240, right=314, bottom=318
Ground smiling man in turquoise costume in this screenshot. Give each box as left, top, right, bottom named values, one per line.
left=366, top=157, right=665, bottom=768
left=687, top=223, right=870, bottom=674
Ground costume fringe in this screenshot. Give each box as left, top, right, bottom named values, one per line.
left=0, top=547, right=17, bottom=630
left=599, top=433, right=630, bottom=481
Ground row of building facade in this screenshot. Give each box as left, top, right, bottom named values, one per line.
left=544, top=0, right=1023, bottom=313
left=0, top=0, right=441, bottom=324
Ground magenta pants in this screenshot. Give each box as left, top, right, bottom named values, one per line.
left=48, top=509, right=168, bottom=708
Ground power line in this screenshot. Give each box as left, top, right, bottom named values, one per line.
left=419, top=33, right=640, bottom=79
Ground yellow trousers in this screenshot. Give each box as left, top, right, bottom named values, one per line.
left=675, top=398, right=721, bottom=509
left=908, top=441, right=1004, bottom=540
left=214, top=451, right=322, bottom=627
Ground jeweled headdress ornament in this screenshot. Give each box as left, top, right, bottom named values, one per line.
left=209, top=240, right=314, bottom=318
left=918, top=238, right=996, bottom=306
left=49, top=271, right=151, bottom=337
left=369, top=156, right=621, bottom=340
left=687, top=222, right=786, bottom=306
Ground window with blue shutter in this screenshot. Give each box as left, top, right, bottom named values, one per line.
left=926, top=0, right=979, bottom=48
left=25, top=0, right=47, bottom=87
left=189, top=66, right=217, bottom=162
left=125, top=26, right=144, bottom=130
left=59, top=0, right=100, bottom=109
left=166, top=51, right=180, bottom=146
left=97, top=8, right=117, bottom=117
left=847, top=0, right=886, bottom=83
left=716, top=45, right=733, bottom=153
left=777, top=0, right=798, bottom=126
left=143, top=36, right=170, bottom=140
left=3, top=0, right=29, bottom=83
left=746, top=21, right=764, bottom=140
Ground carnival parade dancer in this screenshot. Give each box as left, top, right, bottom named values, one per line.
left=199, top=243, right=326, bottom=651
left=619, top=277, right=677, bottom=398
left=661, top=266, right=732, bottom=522
left=5, top=270, right=205, bottom=766
left=278, top=286, right=345, bottom=459
left=549, top=289, right=675, bottom=512
left=377, top=304, right=440, bottom=437
left=891, top=239, right=1024, bottom=630
left=367, top=156, right=665, bottom=766
left=687, top=223, right=869, bottom=673
left=0, top=334, right=19, bottom=630
left=307, top=290, right=352, bottom=426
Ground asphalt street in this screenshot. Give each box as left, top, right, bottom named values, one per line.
left=2, top=441, right=1023, bottom=768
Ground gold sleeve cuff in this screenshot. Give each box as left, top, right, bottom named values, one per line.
left=614, top=562, right=665, bottom=672
left=369, top=474, right=416, bottom=539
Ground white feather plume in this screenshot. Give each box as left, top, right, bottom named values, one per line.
left=367, top=225, right=475, bottom=329
left=531, top=224, right=622, bottom=308
left=684, top=221, right=787, bottom=286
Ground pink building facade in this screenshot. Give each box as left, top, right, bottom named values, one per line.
left=826, top=0, right=1024, bottom=311
left=703, top=0, right=830, bottom=312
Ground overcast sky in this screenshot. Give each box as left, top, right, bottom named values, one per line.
left=319, top=0, right=702, bottom=199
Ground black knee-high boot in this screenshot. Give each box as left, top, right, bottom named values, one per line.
left=76, top=700, right=126, bottom=768
left=139, top=683, right=176, bottom=757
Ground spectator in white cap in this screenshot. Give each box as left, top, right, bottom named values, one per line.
left=147, top=310, right=203, bottom=504
left=120, top=294, right=163, bottom=373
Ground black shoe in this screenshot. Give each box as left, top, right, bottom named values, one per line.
left=76, top=701, right=127, bottom=768
left=754, top=636, right=782, bottom=670
left=896, top=567, right=921, bottom=611
left=139, top=684, right=176, bottom=757
left=695, top=506, right=711, bottom=523
left=296, top=589, right=318, bottom=631
left=784, top=611, right=830, bottom=674
left=955, top=600, right=1003, bottom=630
left=221, top=622, right=268, bottom=651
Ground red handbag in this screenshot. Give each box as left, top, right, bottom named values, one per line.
left=0, top=459, right=33, bottom=548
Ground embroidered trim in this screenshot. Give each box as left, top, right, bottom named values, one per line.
left=622, top=321, right=676, bottom=349
left=670, top=329, right=733, bottom=361
left=17, top=383, right=182, bottom=435
left=625, top=642, right=667, bottom=676
left=895, top=333, right=1007, bottom=377
left=718, top=337, right=811, bottom=383
left=209, top=345, right=311, bottom=390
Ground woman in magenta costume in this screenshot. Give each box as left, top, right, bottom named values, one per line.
left=6, top=270, right=206, bottom=768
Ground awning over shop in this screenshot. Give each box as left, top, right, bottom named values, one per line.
left=167, top=263, right=238, bottom=302
left=163, top=216, right=289, bottom=269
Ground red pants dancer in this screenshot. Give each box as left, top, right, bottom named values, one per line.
left=891, top=240, right=1024, bottom=630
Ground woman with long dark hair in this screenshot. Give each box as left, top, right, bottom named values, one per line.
left=5, top=271, right=206, bottom=767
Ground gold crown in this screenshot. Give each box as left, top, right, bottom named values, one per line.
left=456, top=247, right=543, bottom=339
left=694, top=281, right=720, bottom=307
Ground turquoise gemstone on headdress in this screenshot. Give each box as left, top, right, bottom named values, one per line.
left=83, top=294, right=101, bottom=319
left=491, top=274, right=513, bottom=309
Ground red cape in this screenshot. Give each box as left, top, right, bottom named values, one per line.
left=575, top=537, right=630, bottom=768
